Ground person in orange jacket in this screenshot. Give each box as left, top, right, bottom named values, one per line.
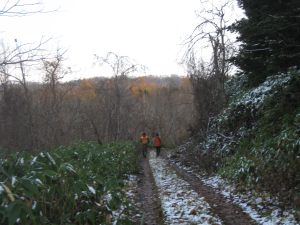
left=140, top=132, right=150, bottom=158
left=153, top=133, right=162, bottom=157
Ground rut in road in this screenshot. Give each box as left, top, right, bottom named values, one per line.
left=167, top=159, right=257, bottom=225
left=137, top=149, right=258, bottom=225
left=137, top=154, right=164, bottom=225
left=149, top=151, right=222, bottom=225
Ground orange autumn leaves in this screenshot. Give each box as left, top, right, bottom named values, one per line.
left=130, top=77, right=158, bottom=97
left=69, top=79, right=97, bottom=101
left=69, top=76, right=191, bottom=101
left=130, top=76, right=191, bottom=97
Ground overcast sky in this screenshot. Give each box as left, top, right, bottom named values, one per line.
left=0, top=0, right=242, bottom=81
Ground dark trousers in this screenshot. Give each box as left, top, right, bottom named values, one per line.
left=155, top=146, right=161, bottom=156
left=142, top=144, right=148, bottom=158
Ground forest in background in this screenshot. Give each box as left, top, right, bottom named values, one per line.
left=0, top=0, right=196, bottom=151
left=0, top=72, right=195, bottom=151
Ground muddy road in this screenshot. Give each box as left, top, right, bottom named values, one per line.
left=136, top=150, right=257, bottom=225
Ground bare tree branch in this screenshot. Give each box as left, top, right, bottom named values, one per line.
left=0, top=37, right=52, bottom=67
left=0, top=0, right=54, bottom=17
left=94, top=52, right=146, bottom=77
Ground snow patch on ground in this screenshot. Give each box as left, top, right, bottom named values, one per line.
left=0, top=184, right=4, bottom=194
left=172, top=160, right=299, bottom=225
left=115, top=174, right=142, bottom=224
left=149, top=151, right=223, bottom=225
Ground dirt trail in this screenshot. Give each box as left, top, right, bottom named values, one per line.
left=167, top=159, right=257, bottom=225
left=137, top=156, right=164, bottom=225
left=137, top=149, right=258, bottom=225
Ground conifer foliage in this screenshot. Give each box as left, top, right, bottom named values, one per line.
left=231, top=0, right=300, bottom=86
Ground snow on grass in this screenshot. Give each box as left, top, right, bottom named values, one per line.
left=30, top=156, right=38, bottom=165
left=231, top=73, right=292, bottom=110
left=149, top=151, right=223, bottom=225
left=171, top=159, right=299, bottom=225
left=87, top=185, right=96, bottom=195
left=0, top=184, right=4, bottom=194
left=215, top=73, right=294, bottom=129
left=123, top=175, right=143, bottom=222
left=104, top=175, right=142, bottom=224
left=11, top=176, right=17, bottom=187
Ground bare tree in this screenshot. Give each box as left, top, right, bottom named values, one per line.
left=95, top=52, right=146, bottom=77
left=184, top=0, right=238, bottom=134
left=184, top=0, right=236, bottom=82
left=94, top=52, right=146, bottom=140
left=38, top=50, right=72, bottom=147
left=0, top=0, right=52, bottom=68
left=0, top=0, right=45, bottom=150
left=0, top=39, right=52, bottom=148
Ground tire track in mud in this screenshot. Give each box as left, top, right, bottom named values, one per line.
left=137, top=149, right=257, bottom=225
left=137, top=155, right=164, bottom=225
left=166, top=158, right=258, bottom=225
left=149, top=152, right=223, bottom=225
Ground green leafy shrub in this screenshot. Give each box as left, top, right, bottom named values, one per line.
left=0, top=142, right=138, bottom=225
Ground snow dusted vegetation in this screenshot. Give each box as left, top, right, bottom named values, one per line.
left=166, top=71, right=300, bottom=225
left=149, top=151, right=222, bottom=225
left=228, top=72, right=292, bottom=110
left=172, top=159, right=299, bottom=225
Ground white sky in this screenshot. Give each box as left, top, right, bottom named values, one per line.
left=0, top=0, right=244, bottom=81
left=1, top=0, right=204, bottom=80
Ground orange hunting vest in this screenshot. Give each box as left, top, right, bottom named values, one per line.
left=140, top=135, right=149, bottom=144
left=154, top=136, right=161, bottom=147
